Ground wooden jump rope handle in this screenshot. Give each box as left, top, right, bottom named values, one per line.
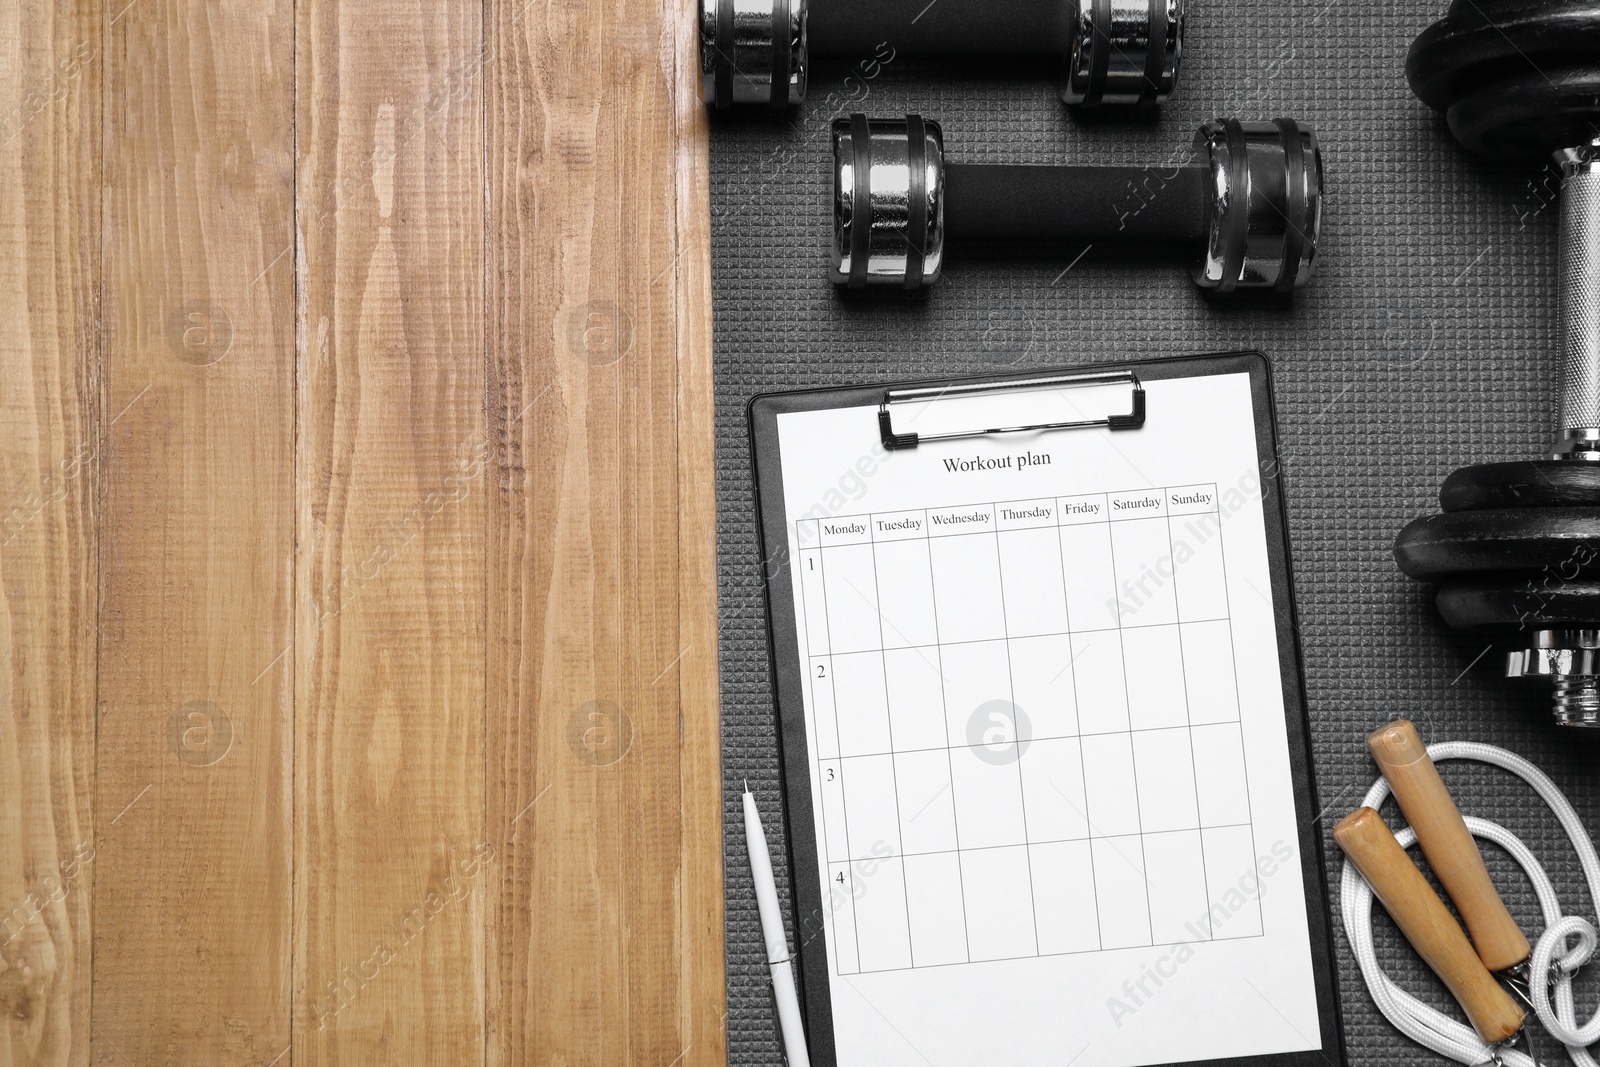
left=1334, top=806, right=1526, bottom=1044
left=1368, top=720, right=1531, bottom=973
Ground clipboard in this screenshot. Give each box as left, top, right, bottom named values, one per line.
left=748, top=352, right=1344, bottom=1067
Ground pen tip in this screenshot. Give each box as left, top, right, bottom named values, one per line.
left=744, top=778, right=750, bottom=793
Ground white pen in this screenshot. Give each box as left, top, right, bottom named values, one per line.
left=743, top=780, right=811, bottom=1067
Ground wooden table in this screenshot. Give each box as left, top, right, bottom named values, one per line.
left=0, top=0, right=725, bottom=1062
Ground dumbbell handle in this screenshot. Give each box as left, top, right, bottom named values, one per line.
left=1559, top=148, right=1600, bottom=446
left=807, top=0, right=1073, bottom=56
left=943, top=163, right=1210, bottom=246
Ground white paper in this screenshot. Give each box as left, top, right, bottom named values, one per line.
left=776, top=372, right=1321, bottom=1067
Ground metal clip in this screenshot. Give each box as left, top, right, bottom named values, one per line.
left=1501, top=964, right=1537, bottom=1012
left=1483, top=1016, right=1549, bottom=1067
left=878, top=370, right=1146, bottom=451
left=1474, top=1045, right=1506, bottom=1067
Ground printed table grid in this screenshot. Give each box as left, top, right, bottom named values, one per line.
left=795, top=484, right=1265, bottom=975
left=811, top=727, right=1254, bottom=763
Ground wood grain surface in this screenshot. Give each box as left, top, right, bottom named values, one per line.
left=98, top=0, right=296, bottom=1061
left=484, top=0, right=724, bottom=1062
left=0, top=0, right=723, bottom=1061
left=296, top=0, right=487, bottom=1060
left=0, top=0, right=98, bottom=1061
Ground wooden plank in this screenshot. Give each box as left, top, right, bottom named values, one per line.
left=484, top=0, right=725, bottom=1061
left=0, top=0, right=99, bottom=1061
left=94, top=0, right=295, bottom=1061
left=669, top=0, right=728, bottom=1054
left=293, top=0, right=486, bottom=1059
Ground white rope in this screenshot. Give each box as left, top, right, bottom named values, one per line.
left=1340, top=741, right=1600, bottom=1067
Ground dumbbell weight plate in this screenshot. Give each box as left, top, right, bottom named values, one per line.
left=1439, top=461, right=1600, bottom=512
left=1394, top=507, right=1600, bottom=581
left=1407, top=0, right=1600, bottom=115
left=1448, top=64, right=1600, bottom=159
left=1436, top=574, right=1600, bottom=633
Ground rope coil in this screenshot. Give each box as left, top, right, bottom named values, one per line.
left=1341, top=741, right=1600, bottom=1067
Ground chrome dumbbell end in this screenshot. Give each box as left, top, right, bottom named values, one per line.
left=831, top=114, right=1325, bottom=293
left=830, top=115, right=947, bottom=290
left=1506, top=642, right=1600, bottom=728
left=1192, top=118, right=1324, bottom=294
left=1060, top=0, right=1184, bottom=108
left=699, top=0, right=808, bottom=110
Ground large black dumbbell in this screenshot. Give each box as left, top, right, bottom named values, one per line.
left=1393, top=0, right=1600, bottom=726
left=700, top=0, right=1182, bottom=110
left=830, top=113, right=1324, bottom=292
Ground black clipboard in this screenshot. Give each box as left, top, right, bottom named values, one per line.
left=748, top=351, right=1344, bottom=1067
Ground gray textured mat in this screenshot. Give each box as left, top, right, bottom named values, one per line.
left=710, top=3, right=1600, bottom=1063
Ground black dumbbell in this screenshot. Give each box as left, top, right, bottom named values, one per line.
left=1393, top=0, right=1600, bottom=725
left=830, top=113, right=1324, bottom=292
left=700, top=0, right=1182, bottom=110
